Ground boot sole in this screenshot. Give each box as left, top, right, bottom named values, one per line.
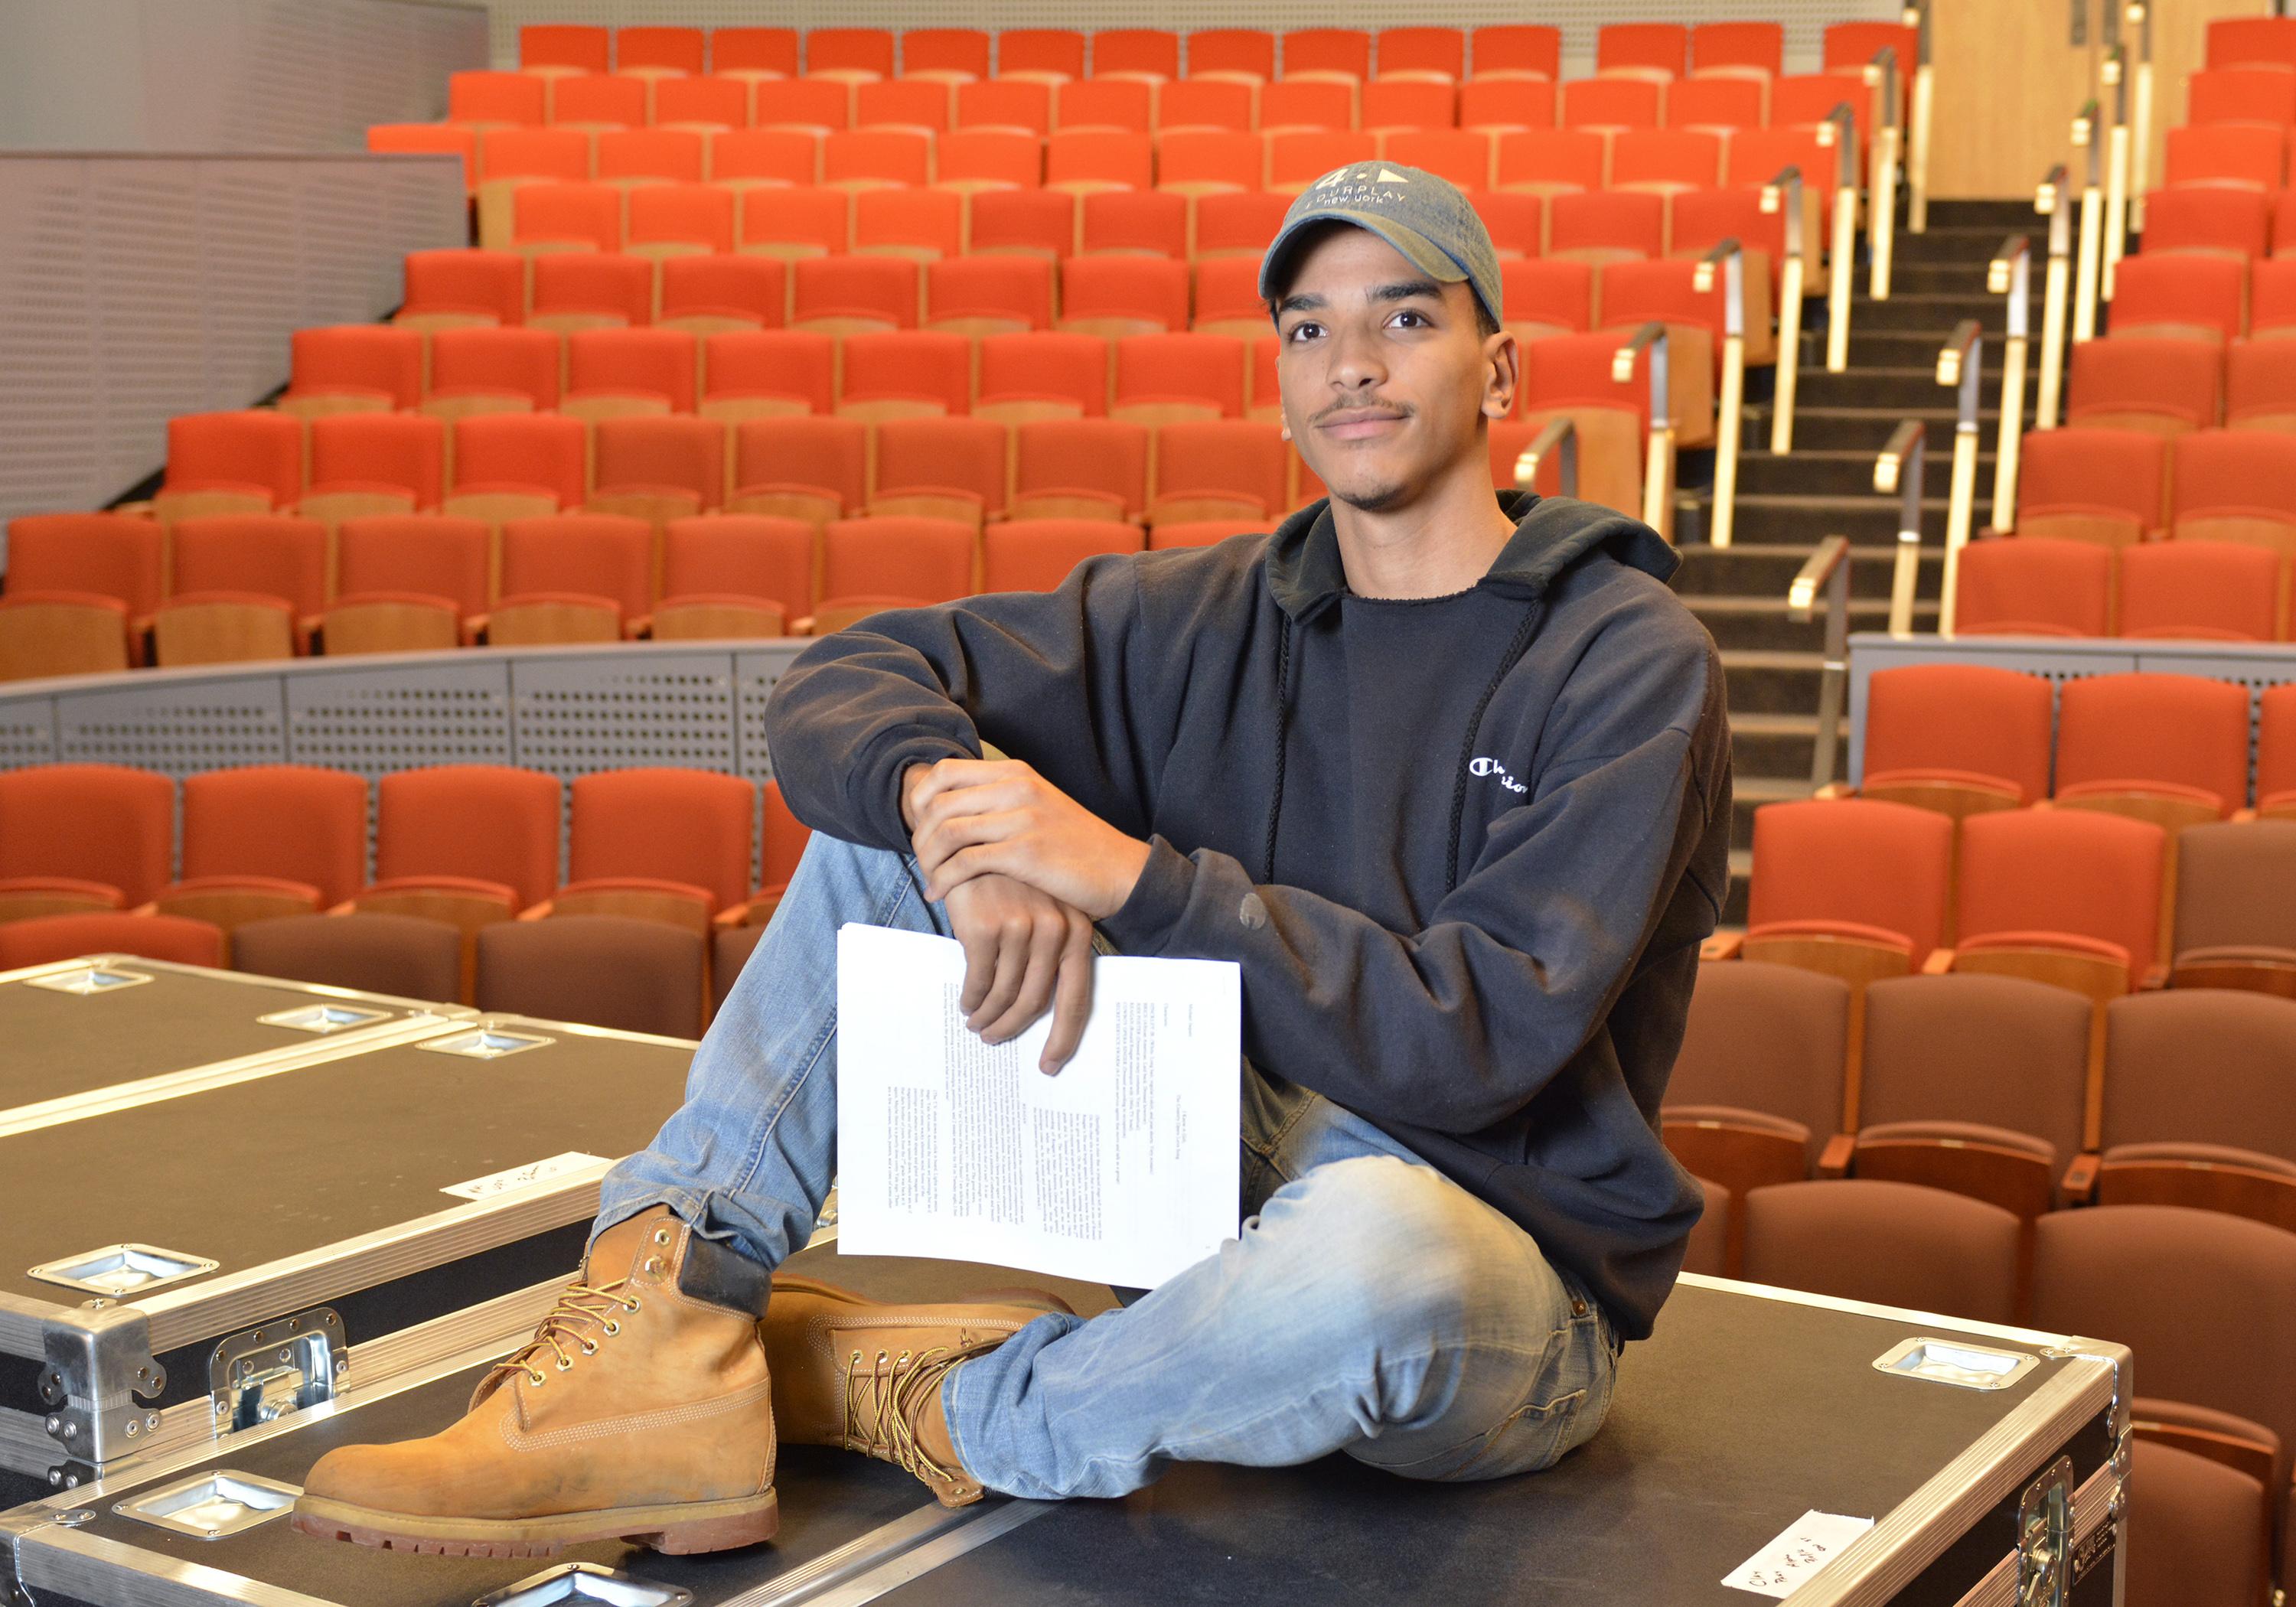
left=289, top=1488, right=778, bottom=1558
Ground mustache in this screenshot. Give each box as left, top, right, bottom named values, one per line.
left=1308, top=399, right=1413, bottom=425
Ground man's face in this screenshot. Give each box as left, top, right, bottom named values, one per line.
left=1272, top=224, right=1516, bottom=515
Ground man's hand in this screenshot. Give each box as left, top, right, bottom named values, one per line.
left=939, top=872, right=1095, bottom=1074
left=903, top=758, right=1151, bottom=921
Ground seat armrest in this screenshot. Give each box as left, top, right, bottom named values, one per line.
left=1701, top=930, right=1744, bottom=961
left=1817, top=1131, right=1857, bottom=1179
left=2059, top=1150, right=2100, bottom=1206
left=1920, top=946, right=1956, bottom=976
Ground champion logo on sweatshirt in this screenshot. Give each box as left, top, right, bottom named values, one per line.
left=1467, top=756, right=1528, bottom=794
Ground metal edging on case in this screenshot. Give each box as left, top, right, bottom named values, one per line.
left=0, top=953, right=469, bottom=1142
left=1784, top=1354, right=2125, bottom=1607
left=1949, top=1456, right=2122, bottom=1607
left=131, top=1162, right=613, bottom=1352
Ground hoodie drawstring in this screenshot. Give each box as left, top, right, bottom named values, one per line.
left=1261, top=612, right=1293, bottom=884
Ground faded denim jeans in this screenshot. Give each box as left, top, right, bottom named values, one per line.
left=596, top=830, right=1621, bottom=1500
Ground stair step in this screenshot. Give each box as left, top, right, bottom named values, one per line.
left=1724, top=711, right=1850, bottom=794
left=1733, top=447, right=1994, bottom=498
left=1673, top=542, right=1945, bottom=602
left=1731, top=491, right=1957, bottom=546
left=1686, top=592, right=1929, bottom=653
left=1794, top=365, right=2034, bottom=413
left=1851, top=292, right=2010, bottom=333
left=1746, top=405, right=2010, bottom=453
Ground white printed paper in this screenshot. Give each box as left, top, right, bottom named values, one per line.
left=1723, top=1511, right=1877, bottom=1599
left=442, top=1152, right=611, bottom=1200
left=836, top=924, right=1241, bottom=1289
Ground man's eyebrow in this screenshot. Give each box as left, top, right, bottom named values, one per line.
left=1369, top=278, right=1445, bottom=305
left=1274, top=291, right=1326, bottom=315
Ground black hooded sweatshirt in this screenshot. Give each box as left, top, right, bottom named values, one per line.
left=764, top=491, right=1733, bottom=1341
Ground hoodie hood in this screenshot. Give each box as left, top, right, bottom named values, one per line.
left=1264, top=490, right=1681, bottom=624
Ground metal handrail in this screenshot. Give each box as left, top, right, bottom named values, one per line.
left=1694, top=238, right=1747, bottom=547
left=1877, top=419, right=1927, bottom=638
left=1613, top=321, right=1675, bottom=538
left=1789, top=534, right=1854, bottom=787
left=1864, top=46, right=1902, bottom=301
left=2072, top=98, right=2106, bottom=342
left=1903, top=0, right=1936, bottom=234
left=1989, top=236, right=2032, bottom=531
left=2101, top=44, right=2131, bottom=300
left=1822, top=103, right=1860, bottom=373
left=2125, top=2, right=2154, bottom=234
left=1936, top=319, right=1984, bottom=637
left=2035, top=162, right=2074, bottom=429
left=1763, top=165, right=1810, bottom=453
left=1511, top=416, right=1579, bottom=500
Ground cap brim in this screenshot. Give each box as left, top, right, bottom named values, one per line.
left=1257, top=209, right=1474, bottom=303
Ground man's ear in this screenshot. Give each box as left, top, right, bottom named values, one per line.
left=1482, top=328, right=1521, bottom=422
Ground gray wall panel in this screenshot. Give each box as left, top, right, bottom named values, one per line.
left=0, top=0, right=486, bottom=153
left=0, top=154, right=467, bottom=527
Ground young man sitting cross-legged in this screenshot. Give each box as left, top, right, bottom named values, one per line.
left=292, top=166, right=1732, bottom=1557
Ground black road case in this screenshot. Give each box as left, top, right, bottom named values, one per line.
left=0, top=954, right=462, bottom=1135
left=0, top=1266, right=2130, bottom=1607
left=0, top=1012, right=695, bottom=1507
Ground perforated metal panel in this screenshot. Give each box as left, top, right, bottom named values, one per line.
left=0, top=695, right=60, bottom=771
left=509, top=651, right=739, bottom=781
left=0, top=153, right=467, bottom=525
left=0, top=0, right=484, bottom=152
left=54, top=673, right=290, bottom=781
left=735, top=644, right=808, bottom=787
left=285, top=658, right=516, bottom=780
left=477, top=0, right=1906, bottom=77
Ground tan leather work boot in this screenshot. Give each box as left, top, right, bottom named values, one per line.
left=292, top=1207, right=778, bottom=1558
left=762, top=1276, right=1068, bottom=1508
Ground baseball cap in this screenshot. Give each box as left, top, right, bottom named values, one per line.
left=1258, top=164, right=1504, bottom=331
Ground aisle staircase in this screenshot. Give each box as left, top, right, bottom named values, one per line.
left=1675, top=197, right=2043, bottom=922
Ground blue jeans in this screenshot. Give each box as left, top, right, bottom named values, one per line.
left=596, top=832, right=1620, bottom=1499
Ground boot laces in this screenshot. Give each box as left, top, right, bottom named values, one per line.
left=488, top=1279, right=644, bottom=1390
left=844, top=1345, right=970, bottom=1488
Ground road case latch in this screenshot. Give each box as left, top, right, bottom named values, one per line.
left=2017, top=1455, right=2075, bottom=1607
left=210, top=1306, right=347, bottom=1433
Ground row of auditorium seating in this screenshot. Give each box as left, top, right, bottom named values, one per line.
left=1955, top=537, right=2293, bottom=641
left=0, top=762, right=810, bottom=1004
left=0, top=509, right=1238, bottom=674
left=276, top=306, right=1708, bottom=422
left=1853, top=666, right=2294, bottom=823
left=141, top=409, right=1345, bottom=517
left=0, top=906, right=758, bottom=1038
left=2108, top=254, right=2296, bottom=344
left=391, top=244, right=1762, bottom=343
left=498, top=21, right=1915, bottom=85
left=475, top=184, right=1782, bottom=274
left=423, top=125, right=1835, bottom=217
left=2009, top=428, right=2296, bottom=545
left=1669, top=963, right=2296, bottom=1250
left=2141, top=186, right=2296, bottom=261
left=1729, top=801, right=2290, bottom=1003
left=2063, top=340, right=2296, bottom=434
left=423, top=72, right=1874, bottom=143
left=2151, top=123, right=2296, bottom=196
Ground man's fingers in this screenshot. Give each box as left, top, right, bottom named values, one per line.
left=912, top=807, right=1025, bottom=880
left=980, top=911, right=1065, bottom=1045
left=1040, top=920, right=1096, bottom=1074
left=966, top=915, right=1033, bottom=1033
left=955, top=916, right=1000, bottom=1015
left=911, top=758, right=1023, bottom=813
left=923, top=843, right=1004, bottom=904
left=915, top=777, right=1029, bottom=842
